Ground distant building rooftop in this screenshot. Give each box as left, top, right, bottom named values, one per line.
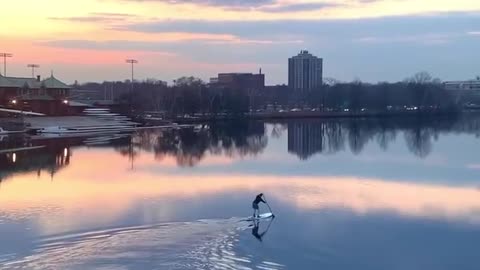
left=444, top=80, right=480, bottom=90
left=0, top=74, right=41, bottom=88
left=41, top=75, right=71, bottom=89
left=210, top=70, right=265, bottom=90
left=0, top=74, right=70, bottom=89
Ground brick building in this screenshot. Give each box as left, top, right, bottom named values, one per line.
left=0, top=74, right=71, bottom=115
left=209, top=71, right=265, bottom=91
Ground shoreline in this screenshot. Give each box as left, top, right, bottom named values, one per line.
left=0, top=110, right=471, bottom=133
left=172, top=110, right=464, bottom=124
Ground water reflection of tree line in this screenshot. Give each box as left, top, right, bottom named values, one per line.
left=3, top=115, right=480, bottom=179
left=116, top=115, right=480, bottom=166
left=286, top=115, right=479, bottom=160
left=115, top=115, right=480, bottom=165
left=114, top=120, right=268, bottom=167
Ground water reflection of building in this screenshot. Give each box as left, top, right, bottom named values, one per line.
left=0, top=134, right=136, bottom=181
left=288, top=122, right=324, bottom=160
left=0, top=137, right=89, bottom=181
left=0, top=145, right=71, bottom=181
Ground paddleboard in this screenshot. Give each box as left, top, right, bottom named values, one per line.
left=247, top=212, right=274, bottom=221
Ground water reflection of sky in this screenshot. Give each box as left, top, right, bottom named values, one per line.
left=3, top=148, right=480, bottom=228
left=1, top=117, right=480, bottom=269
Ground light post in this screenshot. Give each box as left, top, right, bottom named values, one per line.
left=125, top=59, right=138, bottom=114
left=0, top=53, right=13, bottom=76
left=27, top=64, right=40, bottom=78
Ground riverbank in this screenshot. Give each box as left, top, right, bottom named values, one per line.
left=171, top=109, right=461, bottom=124
left=0, top=110, right=464, bottom=133
left=0, top=116, right=190, bottom=135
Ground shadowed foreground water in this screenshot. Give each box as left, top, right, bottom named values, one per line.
left=1, top=116, right=480, bottom=269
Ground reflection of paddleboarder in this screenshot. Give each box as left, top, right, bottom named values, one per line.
left=251, top=217, right=275, bottom=242
left=252, top=193, right=266, bottom=218
left=252, top=220, right=267, bottom=242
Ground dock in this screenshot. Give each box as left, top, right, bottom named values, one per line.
left=24, top=116, right=138, bottom=130
left=19, top=116, right=194, bottom=136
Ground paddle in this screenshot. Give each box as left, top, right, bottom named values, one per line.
left=263, top=194, right=275, bottom=218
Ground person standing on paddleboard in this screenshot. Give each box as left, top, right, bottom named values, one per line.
left=252, top=193, right=266, bottom=218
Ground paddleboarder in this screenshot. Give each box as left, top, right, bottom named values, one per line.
left=252, top=193, right=266, bottom=218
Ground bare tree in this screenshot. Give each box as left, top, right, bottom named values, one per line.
left=323, top=77, right=340, bottom=86
left=406, top=71, right=433, bottom=84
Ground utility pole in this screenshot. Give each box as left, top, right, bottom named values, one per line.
left=125, top=59, right=138, bottom=114
left=0, top=53, right=13, bottom=76
left=27, top=64, right=40, bottom=78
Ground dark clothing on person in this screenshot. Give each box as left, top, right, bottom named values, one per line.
left=253, top=194, right=266, bottom=205
left=252, top=193, right=265, bottom=218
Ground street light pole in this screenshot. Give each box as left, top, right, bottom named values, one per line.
left=0, top=53, right=13, bottom=76
left=27, top=64, right=40, bottom=78
left=125, top=59, right=138, bottom=114
left=126, top=59, right=137, bottom=84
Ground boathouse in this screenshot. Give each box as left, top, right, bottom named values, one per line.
left=0, top=74, right=71, bottom=115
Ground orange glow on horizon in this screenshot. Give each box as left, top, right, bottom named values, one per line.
left=1, top=0, right=479, bottom=74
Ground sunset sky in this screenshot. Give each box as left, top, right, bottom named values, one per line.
left=1, top=0, right=479, bottom=84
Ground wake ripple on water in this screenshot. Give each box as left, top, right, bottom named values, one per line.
left=0, top=218, right=285, bottom=270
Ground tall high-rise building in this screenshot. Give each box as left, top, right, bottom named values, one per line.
left=288, top=50, right=323, bottom=91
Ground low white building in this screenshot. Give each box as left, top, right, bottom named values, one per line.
left=444, top=79, right=480, bottom=91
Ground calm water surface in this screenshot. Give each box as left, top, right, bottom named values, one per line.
left=1, top=116, right=480, bottom=269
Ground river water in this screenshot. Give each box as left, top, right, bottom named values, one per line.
left=1, top=115, right=480, bottom=269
